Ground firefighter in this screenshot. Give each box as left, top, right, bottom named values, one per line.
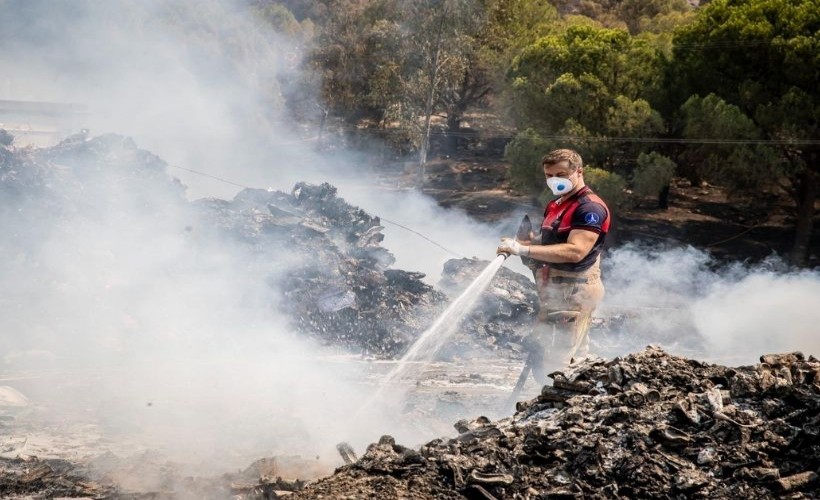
left=497, top=149, right=610, bottom=384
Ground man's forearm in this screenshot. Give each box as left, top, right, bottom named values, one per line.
left=525, top=243, right=587, bottom=264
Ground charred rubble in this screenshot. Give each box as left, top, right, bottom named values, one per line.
left=198, top=181, right=451, bottom=357
left=0, top=134, right=188, bottom=262
left=198, top=182, right=540, bottom=358
left=293, top=347, right=820, bottom=499
left=5, top=348, right=818, bottom=499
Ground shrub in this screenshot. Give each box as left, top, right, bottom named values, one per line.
left=584, top=167, right=628, bottom=209
left=632, top=152, right=676, bottom=202
left=504, top=128, right=551, bottom=192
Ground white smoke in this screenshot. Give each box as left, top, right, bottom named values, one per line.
left=694, top=266, right=820, bottom=365
left=599, top=244, right=820, bottom=365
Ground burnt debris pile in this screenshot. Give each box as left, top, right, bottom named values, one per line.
left=200, top=181, right=450, bottom=357
left=293, top=347, right=820, bottom=499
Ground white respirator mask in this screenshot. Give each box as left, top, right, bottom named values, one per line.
left=546, top=176, right=574, bottom=196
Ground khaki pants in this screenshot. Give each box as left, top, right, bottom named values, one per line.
left=528, top=257, right=605, bottom=384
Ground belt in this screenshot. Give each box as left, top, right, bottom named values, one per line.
left=549, top=276, right=589, bottom=284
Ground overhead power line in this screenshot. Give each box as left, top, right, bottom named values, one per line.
left=374, top=217, right=464, bottom=258
left=169, top=164, right=252, bottom=190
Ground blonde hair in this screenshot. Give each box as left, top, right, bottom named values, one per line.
left=541, top=149, right=583, bottom=172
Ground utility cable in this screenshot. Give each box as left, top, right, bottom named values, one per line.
left=375, top=216, right=465, bottom=258
left=169, top=164, right=254, bottom=190
left=705, top=221, right=768, bottom=248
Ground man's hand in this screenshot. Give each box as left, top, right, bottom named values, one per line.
left=497, top=237, right=529, bottom=256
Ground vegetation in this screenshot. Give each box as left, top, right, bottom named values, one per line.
left=633, top=152, right=676, bottom=208
left=670, top=0, right=819, bottom=265
left=583, top=167, right=629, bottom=210
left=257, top=0, right=816, bottom=265
left=504, top=128, right=552, bottom=190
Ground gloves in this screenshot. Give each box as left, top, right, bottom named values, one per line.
left=497, top=237, right=529, bottom=256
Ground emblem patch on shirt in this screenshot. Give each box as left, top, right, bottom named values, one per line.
left=584, top=213, right=600, bottom=225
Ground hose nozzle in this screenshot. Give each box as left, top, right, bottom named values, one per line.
left=517, top=214, right=532, bottom=241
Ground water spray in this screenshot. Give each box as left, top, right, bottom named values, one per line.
left=375, top=214, right=533, bottom=390
left=362, top=254, right=507, bottom=405
left=350, top=214, right=535, bottom=429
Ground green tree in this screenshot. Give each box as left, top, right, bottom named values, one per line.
left=606, top=95, right=666, bottom=162
left=606, top=96, right=664, bottom=138
left=584, top=167, right=628, bottom=209
left=400, top=0, right=482, bottom=176
left=481, top=0, right=561, bottom=69
left=549, top=0, right=623, bottom=28
left=633, top=152, right=676, bottom=207
left=508, top=23, right=667, bottom=126
left=618, top=0, right=692, bottom=34
left=504, top=128, right=552, bottom=190
left=548, top=0, right=694, bottom=33
left=309, top=1, right=402, bottom=124
left=671, top=0, right=819, bottom=265
left=506, top=23, right=667, bottom=182
left=677, top=93, right=774, bottom=186
left=308, top=0, right=498, bottom=174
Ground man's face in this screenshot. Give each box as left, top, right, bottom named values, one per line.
left=543, top=160, right=577, bottom=181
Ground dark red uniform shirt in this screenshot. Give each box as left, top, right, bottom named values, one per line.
left=540, top=186, right=610, bottom=272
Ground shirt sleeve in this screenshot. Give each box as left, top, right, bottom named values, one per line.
left=570, top=201, right=608, bottom=233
